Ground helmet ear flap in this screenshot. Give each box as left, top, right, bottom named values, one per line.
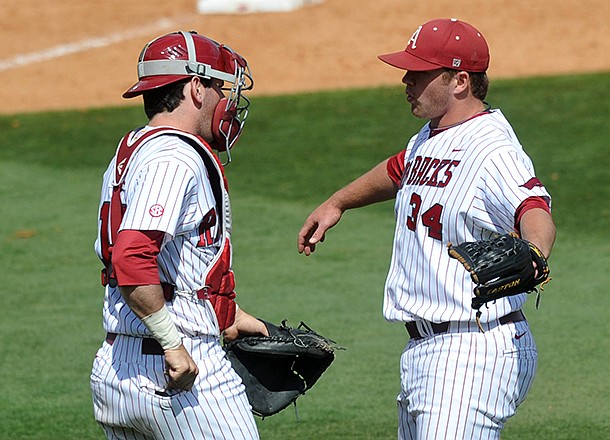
left=210, top=98, right=241, bottom=152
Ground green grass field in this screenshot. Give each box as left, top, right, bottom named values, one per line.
left=1, top=72, right=609, bottom=439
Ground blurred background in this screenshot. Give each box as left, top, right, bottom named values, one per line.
left=1, top=0, right=609, bottom=114
left=1, top=2, right=609, bottom=439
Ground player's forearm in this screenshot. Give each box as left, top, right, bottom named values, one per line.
left=519, top=208, right=556, bottom=258
left=328, top=159, right=398, bottom=212
left=120, top=284, right=167, bottom=319
left=297, top=159, right=398, bottom=255
left=120, top=284, right=182, bottom=350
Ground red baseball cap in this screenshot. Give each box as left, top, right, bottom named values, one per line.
left=378, top=18, right=489, bottom=72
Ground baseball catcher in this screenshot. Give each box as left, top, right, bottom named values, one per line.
left=448, top=233, right=551, bottom=327
left=224, top=319, right=339, bottom=417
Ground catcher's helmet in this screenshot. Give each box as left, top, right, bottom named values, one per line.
left=123, top=31, right=253, bottom=155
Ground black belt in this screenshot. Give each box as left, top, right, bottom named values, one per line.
left=105, top=333, right=165, bottom=355
left=405, top=310, right=526, bottom=340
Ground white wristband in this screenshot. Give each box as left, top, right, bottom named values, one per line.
left=140, top=305, right=182, bottom=350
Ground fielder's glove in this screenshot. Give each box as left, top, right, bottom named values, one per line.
left=224, top=319, right=339, bottom=418
left=447, top=233, right=551, bottom=311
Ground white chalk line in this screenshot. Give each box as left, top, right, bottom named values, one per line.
left=0, top=18, right=181, bottom=72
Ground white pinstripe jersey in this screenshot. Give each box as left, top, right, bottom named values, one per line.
left=94, top=126, right=228, bottom=337
left=383, top=110, right=551, bottom=324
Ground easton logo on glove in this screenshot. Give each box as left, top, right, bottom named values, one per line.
left=447, top=232, right=551, bottom=311
left=224, top=319, right=340, bottom=418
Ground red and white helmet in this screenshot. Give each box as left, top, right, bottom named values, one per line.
left=123, top=31, right=253, bottom=156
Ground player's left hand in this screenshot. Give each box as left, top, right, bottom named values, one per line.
left=223, top=319, right=339, bottom=417
left=223, top=308, right=269, bottom=342
left=447, top=232, right=551, bottom=310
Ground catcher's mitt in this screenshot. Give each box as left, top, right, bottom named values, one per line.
left=224, top=319, right=339, bottom=417
left=448, top=233, right=550, bottom=311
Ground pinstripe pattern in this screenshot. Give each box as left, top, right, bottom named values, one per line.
left=384, top=110, right=551, bottom=324
left=92, top=127, right=258, bottom=438
left=397, top=321, right=537, bottom=440
left=383, top=110, right=546, bottom=439
left=92, top=335, right=259, bottom=440
left=97, top=129, right=222, bottom=292
left=95, top=128, right=226, bottom=336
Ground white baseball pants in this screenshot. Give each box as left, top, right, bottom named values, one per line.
left=397, top=318, right=537, bottom=440
left=91, top=334, right=259, bottom=440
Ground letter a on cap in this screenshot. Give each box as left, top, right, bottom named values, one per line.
left=408, top=26, right=423, bottom=49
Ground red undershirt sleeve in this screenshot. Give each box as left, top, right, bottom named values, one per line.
left=514, top=196, right=552, bottom=231
left=386, top=150, right=406, bottom=186
left=112, top=229, right=165, bottom=287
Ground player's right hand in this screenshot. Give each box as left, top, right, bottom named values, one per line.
left=297, top=201, right=343, bottom=256
left=163, top=344, right=199, bottom=391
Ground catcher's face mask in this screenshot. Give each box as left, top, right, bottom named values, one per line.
left=209, top=44, right=253, bottom=160
left=123, top=30, right=253, bottom=161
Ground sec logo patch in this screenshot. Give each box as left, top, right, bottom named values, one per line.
left=149, top=204, right=164, bottom=217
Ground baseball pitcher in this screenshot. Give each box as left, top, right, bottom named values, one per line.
left=298, top=18, right=555, bottom=440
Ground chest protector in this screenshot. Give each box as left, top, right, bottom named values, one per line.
left=99, top=127, right=237, bottom=331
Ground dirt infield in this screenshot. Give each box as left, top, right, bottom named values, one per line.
left=1, top=0, right=608, bottom=114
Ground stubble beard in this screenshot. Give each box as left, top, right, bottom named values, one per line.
left=411, top=92, right=450, bottom=125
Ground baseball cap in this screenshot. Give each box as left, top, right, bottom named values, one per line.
left=378, top=18, right=489, bottom=72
